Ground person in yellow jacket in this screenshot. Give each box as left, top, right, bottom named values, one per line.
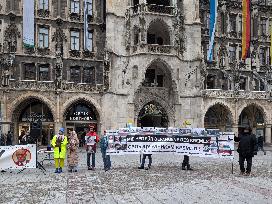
left=51, top=127, right=68, bottom=173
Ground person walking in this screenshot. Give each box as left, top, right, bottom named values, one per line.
left=85, top=125, right=99, bottom=170
left=67, top=131, right=79, bottom=172
left=100, top=131, right=111, bottom=171
left=257, top=135, right=266, bottom=155
left=51, top=127, right=68, bottom=173
left=235, top=126, right=257, bottom=176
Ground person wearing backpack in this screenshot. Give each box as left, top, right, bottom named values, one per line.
left=234, top=126, right=257, bottom=176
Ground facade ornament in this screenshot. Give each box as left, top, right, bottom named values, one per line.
left=172, top=5, right=185, bottom=55
left=1, top=54, right=15, bottom=87
left=4, top=23, right=20, bottom=53
left=55, top=51, right=63, bottom=90
left=52, top=19, right=67, bottom=56
left=103, top=50, right=110, bottom=91
left=125, top=9, right=131, bottom=50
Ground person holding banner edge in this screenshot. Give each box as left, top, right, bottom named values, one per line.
left=100, top=130, right=111, bottom=171
left=51, top=127, right=68, bottom=173
left=182, top=120, right=193, bottom=171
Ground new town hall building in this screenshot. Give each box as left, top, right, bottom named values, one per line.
left=0, top=0, right=272, bottom=145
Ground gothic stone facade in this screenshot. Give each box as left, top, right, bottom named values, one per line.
left=0, top=0, right=272, bottom=144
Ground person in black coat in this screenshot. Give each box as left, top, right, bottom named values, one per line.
left=234, top=126, right=257, bottom=176
left=6, top=131, right=13, bottom=146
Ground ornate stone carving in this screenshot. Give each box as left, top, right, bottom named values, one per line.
left=125, top=9, right=131, bottom=50
left=9, top=80, right=55, bottom=90
left=139, top=16, right=146, bottom=43
left=52, top=19, right=67, bottom=56
left=69, top=50, right=81, bottom=58
left=202, top=89, right=270, bottom=100
left=55, top=51, right=63, bottom=90
left=4, top=22, right=20, bottom=53
left=0, top=54, right=15, bottom=87
left=37, top=9, right=50, bottom=18
left=103, top=51, right=110, bottom=91
left=70, top=13, right=80, bottom=21
left=134, top=86, right=176, bottom=124
left=24, top=47, right=35, bottom=55
left=37, top=48, right=50, bottom=56
left=83, top=51, right=95, bottom=58
left=62, top=82, right=96, bottom=92
left=172, top=5, right=185, bottom=55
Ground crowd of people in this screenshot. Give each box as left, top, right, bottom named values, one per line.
left=50, top=125, right=112, bottom=173
left=1, top=124, right=268, bottom=176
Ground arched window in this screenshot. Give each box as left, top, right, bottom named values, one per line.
left=147, top=20, right=170, bottom=45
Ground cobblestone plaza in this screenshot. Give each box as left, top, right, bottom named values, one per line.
left=1, top=148, right=272, bottom=204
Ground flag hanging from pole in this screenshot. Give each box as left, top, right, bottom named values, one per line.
left=84, top=0, right=89, bottom=51
left=207, top=0, right=218, bottom=62
left=23, top=0, right=35, bottom=48
left=242, top=0, right=251, bottom=60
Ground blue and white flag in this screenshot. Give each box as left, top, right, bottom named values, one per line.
left=23, top=0, right=35, bottom=48
left=207, top=0, right=218, bottom=62
left=84, top=0, right=89, bottom=50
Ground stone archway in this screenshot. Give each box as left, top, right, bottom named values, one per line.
left=62, top=98, right=101, bottom=143
left=238, top=104, right=266, bottom=137
left=11, top=97, right=55, bottom=145
left=134, top=59, right=177, bottom=127
left=137, top=101, right=169, bottom=128
left=204, top=103, right=234, bottom=131
left=147, top=18, right=171, bottom=45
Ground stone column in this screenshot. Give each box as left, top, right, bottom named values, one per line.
left=265, top=124, right=271, bottom=144
left=232, top=123, right=239, bottom=137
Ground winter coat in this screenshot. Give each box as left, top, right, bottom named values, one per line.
left=51, top=134, right=68, bottom=159
left=100, top=136, right=108, bottom=152
left=85, top=131, right=99, bottom=153
left=67, top=133, right=79, bottom=167
left=235, top=133, right=257, bottom=157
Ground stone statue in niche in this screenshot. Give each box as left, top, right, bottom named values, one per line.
left=55, top=51, right=63, bottom=90
left=194, top=0, right=200, bottom=21
left=1, top=69, right=10, bottom=86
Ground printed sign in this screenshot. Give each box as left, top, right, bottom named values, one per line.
left=0, top=145, right=36, bottom=170
left=106, top=128, right=234, bottom=159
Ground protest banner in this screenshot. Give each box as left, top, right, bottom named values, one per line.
left=106, top=128, right=234, bottom=159
left=0, top=144, right=37, bottom=170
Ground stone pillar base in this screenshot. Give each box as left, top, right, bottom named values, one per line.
left=265, top=125, right=272, bottom=144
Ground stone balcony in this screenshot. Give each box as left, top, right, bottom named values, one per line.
left=131, top=44, right=178, bottom=55
left=130, top=4, right=176, bottom=16
left=202, top=89, right=271, bottom=100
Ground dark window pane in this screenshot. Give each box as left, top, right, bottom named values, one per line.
left=39, top=65, right=49, bottom=81
left=24, top=63, right=36, bottom=80
left=70, top=66, right=81, bottom=83
left=83, top=67, right=95, bottom=84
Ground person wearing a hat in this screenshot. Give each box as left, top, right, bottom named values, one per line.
left=51, top=127, right=68, bottom=173
left=85, top=125, right=99, bottom=170
left=235, top=126, right=257, bottom=176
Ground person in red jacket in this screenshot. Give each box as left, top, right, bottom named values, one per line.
left=85, top=125, right=99, bottom=170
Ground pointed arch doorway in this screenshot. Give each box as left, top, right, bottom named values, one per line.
left=137, top=101, right=169, bottom=128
